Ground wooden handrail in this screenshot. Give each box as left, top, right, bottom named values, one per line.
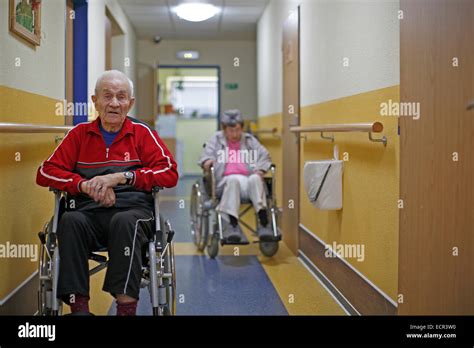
left=0, top=122, right=73, bottom=133
left=289, top=122, right=383, bottom=133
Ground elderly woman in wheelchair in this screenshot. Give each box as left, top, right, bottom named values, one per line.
left=35, top=70, right=178, bottom=316
left=191, top=109, right=281, bottom=258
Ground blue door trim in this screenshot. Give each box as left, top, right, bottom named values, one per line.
left=73, top=0, right=88, bottom=125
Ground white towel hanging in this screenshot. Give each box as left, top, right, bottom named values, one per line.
left=303, top=144, right=343, bottom=210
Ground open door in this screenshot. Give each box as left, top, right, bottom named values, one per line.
left=281, top=7, right=300, bottom=254
left=399, top=0, right=474, bottom=314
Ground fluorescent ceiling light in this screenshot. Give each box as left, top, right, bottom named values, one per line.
left=174, top=3, right=220, bottom=22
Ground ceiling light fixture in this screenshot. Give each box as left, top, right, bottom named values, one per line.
left=173, top=3, right=220, bottom=22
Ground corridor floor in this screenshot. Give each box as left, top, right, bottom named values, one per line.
left=83, top=177, right=346, bottom=316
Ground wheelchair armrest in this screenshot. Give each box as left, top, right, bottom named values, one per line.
left=48, top=187, right=63, bottom=194
left=152, top=186, right=164, bottom=194
left=261, top=164, right=276, bottom=179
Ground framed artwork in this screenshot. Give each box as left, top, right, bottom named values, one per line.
left=9, top=0, right=42, bottom=46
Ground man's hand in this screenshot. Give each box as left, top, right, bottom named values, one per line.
left=80, top=181, right=116, bottom=207
left=99, top=187, right=116, bottom=207
left=80, top=173, right=125, bottom=203
left=203, top=159, right=214, bottom=171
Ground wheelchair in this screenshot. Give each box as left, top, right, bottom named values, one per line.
left=190, top=165, right=282, bottom=258
left=37, top=187, right=176, bottom=316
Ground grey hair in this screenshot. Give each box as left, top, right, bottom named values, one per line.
left=94, top=70, right=134, bottom=97
left=221, top=109, right=244, bottom=127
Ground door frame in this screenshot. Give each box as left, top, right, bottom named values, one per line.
left=281, top=6, right=301, bottom=254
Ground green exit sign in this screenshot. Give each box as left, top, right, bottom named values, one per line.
left=225, top=83, right=239, bottom=90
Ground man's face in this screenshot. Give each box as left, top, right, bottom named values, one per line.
left=224, top=124, right=243, bottom=142
left=92, top=77, right=135, bottom=129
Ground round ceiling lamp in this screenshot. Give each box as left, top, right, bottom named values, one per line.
left=174, top=3, right=220, bottom=22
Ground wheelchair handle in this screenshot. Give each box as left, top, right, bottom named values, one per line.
left=270, top=164, right=277, bottom=206
left=165, top=220, right=175, bottom=243
left=152, top=186, right=163, bottom=193
left=167, top=230, right=175, bottom=244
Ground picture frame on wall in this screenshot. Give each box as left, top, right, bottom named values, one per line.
left=9, top=0, right=42, bottom=46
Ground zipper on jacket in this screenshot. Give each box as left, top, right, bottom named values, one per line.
left=106, top=148, right=109, bottom=159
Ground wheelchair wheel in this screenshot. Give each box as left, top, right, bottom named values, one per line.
left=164, top=239, right=176, bottom=316
left=38, top=243, right=53, bottom=315
left=259, top=241, right=279, bottom=257
left=160, top=218, right=177, bottom=316
left=207, top=233, right=219, bottom=259
left=190, top=182, right=208, bottom=251
left=37, top=219, right=62, bottom=316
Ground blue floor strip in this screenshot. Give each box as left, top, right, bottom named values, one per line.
left=108, top=255, right=288, bottom=316
left=108, top=177, right=288, bottom=316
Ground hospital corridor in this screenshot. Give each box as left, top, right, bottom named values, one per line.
left=0, top=0, right=473, bottom=345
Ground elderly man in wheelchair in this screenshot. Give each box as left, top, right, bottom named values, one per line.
left=35, top=70, right=178, bottom=316
left=191, top=109, right=281, bottom=258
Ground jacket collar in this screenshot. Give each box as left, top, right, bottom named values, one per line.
left=86, top=116, right=134, bottom=140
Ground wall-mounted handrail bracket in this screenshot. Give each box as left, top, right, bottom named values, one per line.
left=369, top=132, right=387, bottom=146
left=320, top=132, right=335, bottom=142
left=254, top=127, right=281, bottom=139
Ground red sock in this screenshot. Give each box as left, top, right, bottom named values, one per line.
left=117, top=301, right=137, bottom=316
left=70, top=294, right=90, bottom=314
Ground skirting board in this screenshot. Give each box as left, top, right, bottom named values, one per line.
left=299, top=224, right=397, bottom=315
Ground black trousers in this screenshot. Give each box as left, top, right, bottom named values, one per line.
left=57, top=207, right=154, bottom=301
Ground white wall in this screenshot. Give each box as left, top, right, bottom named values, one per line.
left=0, top=0, right=65, bottom=99
left=88, top=0, right=137, bottom=115
left=138, top=39, right=258, bottom=121
left=257, top=0, right=400, bottom=116
left=257, top=0, right=299, bottom=117
left=106, top=0, right=137, bottom=90
left=88, top=0, right=106, bottom=102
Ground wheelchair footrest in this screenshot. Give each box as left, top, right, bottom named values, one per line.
left=221, top=234, right=250, bottom=246
left=253, top=234, right=282, bottom=243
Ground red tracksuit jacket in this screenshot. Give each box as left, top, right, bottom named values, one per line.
left=36, top=117, right=178, bottom=210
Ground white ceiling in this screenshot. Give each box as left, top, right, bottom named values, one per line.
left=118, top=0, right=270, bottom=40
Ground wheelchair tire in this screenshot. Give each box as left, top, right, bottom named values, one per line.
left=165, top=240, right=176, bottom=316
left=38, top=241, right=49, bottom=315
left=190, top=181, right=208, bottom=251
left=37, top=219, right=62, bottom=316
left=259, top=241, right=279, bottom=257
left=160, top=217, right=176, bottom=316
left=38, top=281, right=55, bottom=316
left=162, top=305, right=171, bottom=316
left=207, top=234, right=219, bottom=259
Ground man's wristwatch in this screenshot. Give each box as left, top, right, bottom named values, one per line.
left=123, top=171, right=134, bottom=185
